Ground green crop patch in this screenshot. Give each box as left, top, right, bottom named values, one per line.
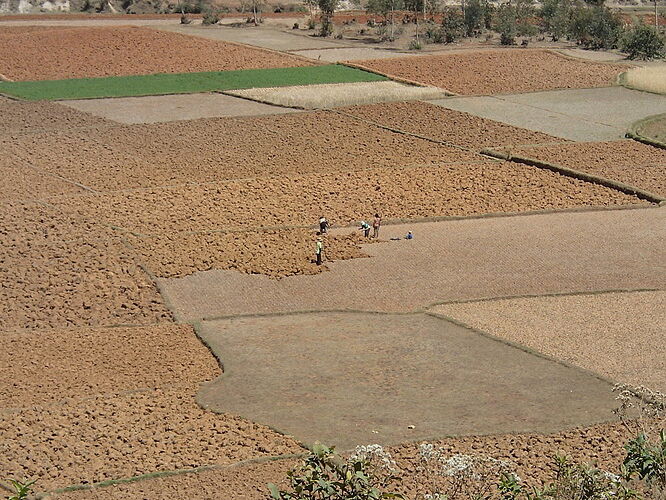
left=0, top=65, right=388, bottom=101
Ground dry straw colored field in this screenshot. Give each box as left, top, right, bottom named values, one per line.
left=504, top=140, right=666, bottom=196
left=622, top=65, right=666, bottom=95
left=0, top=26, right=312, bottom=81
left=226, top=81, right=448, bottom=108
left=354, top=50, right=628, bottom=95
left=434, top=290, right=666, bottom=392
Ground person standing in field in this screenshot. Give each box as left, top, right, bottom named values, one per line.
left=372, top=213, right=381, bottom=239
left=315, top=237, right=324, bottom=266
left=319, top=216, right=329, bottom=234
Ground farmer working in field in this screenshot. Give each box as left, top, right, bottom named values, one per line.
left=315, top=237, right=324, bottom=266
left=319, top=216, right=329, bottom=234
left=359, top=220, right=371, bottom=238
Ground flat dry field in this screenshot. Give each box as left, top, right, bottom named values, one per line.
left=354, top=50, right=628, bottom=95
left=0, top=26, right=312, bottom=81
left=433, top=290, right=666, bottom=392
left=340, top=101, right=567, bottom=149
left=504, top=140, right=666, bottom=196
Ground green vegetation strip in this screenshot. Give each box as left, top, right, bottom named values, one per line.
left=0, top=65, right=387, bottom=101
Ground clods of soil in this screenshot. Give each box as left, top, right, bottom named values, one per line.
left=0, top=388, right=303, bottom=491
left=341, top=101, right=567, bottom=149
left=54, top=162, right=644, bottom=236
left=0, top=26, right=312, bottom=81
left=355, top=50, right=628, bottom=95
left=506, top=140, right=666, bottom=196
left=129, top=228, right=369, bottom=279
left=4, top=111, right=478, bottom=192
left=0, top=324, right=220, bottom=408
left=0, top=202, right=171, bottom=330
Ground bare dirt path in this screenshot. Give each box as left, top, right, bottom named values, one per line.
left=196, top=311, right=618, bottom=450
left=157, top=205, right=666, bottom=321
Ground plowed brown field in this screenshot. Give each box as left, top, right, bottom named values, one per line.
left=0, top=324, right=219, bottom=407
left=129, top=229, right=370, bottom=279
left=0, top=26, right=312, bottom=81
left=0, top=202, right=171, bottom=331
left=4, top=111, right=479, bottom=192
left=51, top=420, right=651, bottom=499
left=0, top=388, right=302, bottom=491
left=0, top=156, right=86, bottom=201
left=505, top=140, right=666, bottom=196
left=0, top=99, right=111, bottom=135
left=54, top=162, right=641, bottom=236
left=340, top=101, right=567, bottom=148
left=354, top=50, right=628, bottom=95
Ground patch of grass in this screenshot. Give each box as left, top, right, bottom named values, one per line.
left=0, top=65, right=388, bottom=101
left=620, top=66, right=666, bottom=96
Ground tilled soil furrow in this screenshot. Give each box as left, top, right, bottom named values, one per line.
left=355, top=50, right=628, bottom=95
left=0, top=388, right=303, bottom=492
left=51, top=163, right=645, bottom=237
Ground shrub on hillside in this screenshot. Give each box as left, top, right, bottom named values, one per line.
left=621, top=23, right=665, bottom=60
left=569, top=4, right=623, bottom=49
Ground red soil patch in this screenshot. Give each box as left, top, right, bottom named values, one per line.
left=0, top=202, right=171, bottom=330
left=0, top=25, right=312, bottom=81
left=0, top=388, right=302, bottom=491
left=4, top=111, right=478, bottom=192
left=0, top=324, right=220, bottom=408
left=341, top=101, right=566, bottom=149
left=507, top=140, right=666, bottom=196
left=354, top=49, right=628, bottom=95
left=129, top=229, right=370, bottom=279
left=54, top=162, right=642, bottom=236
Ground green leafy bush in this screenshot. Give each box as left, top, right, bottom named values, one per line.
left=621, top=23, right=665, bottom=60
left=268, top=443, right=404, bottom=499
left=569, top=4, right=623, bottom=49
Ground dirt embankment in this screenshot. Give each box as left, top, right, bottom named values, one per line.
left=355, top=50, right=628, bottom=95
left=4, top=111, right=478, bottom=194
left=340, top=101, right=567, bottom=149
left=505, top=140, right=666, bottom=196
left=54, top=162, right=644, bottom=236
left=0, top=25, right=312, bottom=81
left=0, top=202, right=171, bottom=331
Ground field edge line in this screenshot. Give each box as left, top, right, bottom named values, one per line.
left=481, top=147, right=665, bottom=203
